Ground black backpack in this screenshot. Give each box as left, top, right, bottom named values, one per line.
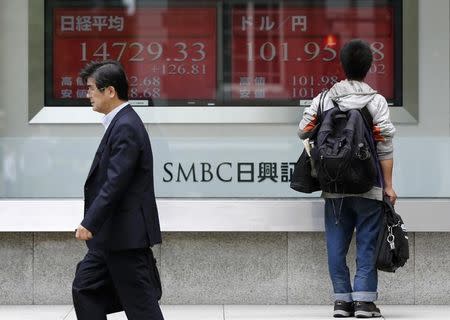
left=310, top=96, right=377, bottom=194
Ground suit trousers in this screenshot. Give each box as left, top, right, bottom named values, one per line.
left=72, top=247, right=164, bottom=320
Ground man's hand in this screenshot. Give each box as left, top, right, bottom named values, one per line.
left=380, top=158, right=397, bottom=205
left=384, top=186, right=397, bottom=206
left=75, top=225, right=93, bottom=240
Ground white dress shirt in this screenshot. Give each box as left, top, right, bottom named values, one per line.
left=101, top=102, right=129, bottom=131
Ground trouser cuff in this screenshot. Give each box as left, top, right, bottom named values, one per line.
left=334, top=293, right=353, bottom=302
left=352, top=291, right=378, bottom=302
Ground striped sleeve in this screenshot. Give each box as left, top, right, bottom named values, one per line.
left=297, top=94, right=321, bottom=139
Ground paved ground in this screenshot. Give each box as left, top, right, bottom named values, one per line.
left=0, top=305, right=448, bottom=319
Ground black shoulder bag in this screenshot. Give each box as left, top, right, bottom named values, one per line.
left=290, top=91, right=326, bottom=193
left=375, top=196, right=409, bottom=272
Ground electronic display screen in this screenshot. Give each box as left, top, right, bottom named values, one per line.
left=46, top=2, right=216, bottom=106
left=231, top=6, right=397, bottom=103
left=45, top=1, right=402, bottom=107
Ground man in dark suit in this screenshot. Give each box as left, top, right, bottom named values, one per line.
left=72, top=60, right=164, bottom=320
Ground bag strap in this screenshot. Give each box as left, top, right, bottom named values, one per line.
left=383, top=195, right=402, bottom=226
left=316, top=90, right=328, bottom=121
left=360, top=106, right=373, bottom=131
left=383, top=195, right=395, bottom=212
left=308, top=90, right=328, bottom=139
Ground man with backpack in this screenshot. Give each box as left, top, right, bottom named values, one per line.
left=297, top=39, right=397, bottom=318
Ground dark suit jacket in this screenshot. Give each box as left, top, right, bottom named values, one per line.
left=82, top=105, right=162, bottom=251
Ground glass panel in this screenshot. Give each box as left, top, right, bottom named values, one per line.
left=46, top=0, right=217, bottom=106
left=228, top=1, right=400, bottom=105
left=44, top=0, right=402, bottom=107
left=4, top=0, right=445, bottom=201
left=1, top=137, right=450, bottom=198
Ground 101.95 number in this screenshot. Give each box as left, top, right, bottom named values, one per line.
left=247, top=41, right=385, bottom=63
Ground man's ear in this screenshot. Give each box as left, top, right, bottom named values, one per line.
left=106, top=86, right=116, bottom=98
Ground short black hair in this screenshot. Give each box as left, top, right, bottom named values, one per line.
left=80, top=60, right=129, bottom=100
left=339, top=39, right=373, bottom=81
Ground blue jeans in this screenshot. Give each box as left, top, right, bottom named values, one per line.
left=324, top=197, right=383, bottom=302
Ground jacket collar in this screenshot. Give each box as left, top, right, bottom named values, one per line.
left=102, top=104, right=131, bottom=139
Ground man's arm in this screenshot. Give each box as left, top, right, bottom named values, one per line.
left=380, top=158, right=397, bottom=205
left=297, top=94, right=321, bottom=139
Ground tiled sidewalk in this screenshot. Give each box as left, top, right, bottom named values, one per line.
left=0, top=305, right=449, bottom=319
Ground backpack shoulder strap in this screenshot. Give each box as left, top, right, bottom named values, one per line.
left=316, top=90, right=328, bottom=121
left=331, top=100, right=339, bottom=109
left=308, top=90, right=328, bottom=140
left=360, top=106, right=374, bottom=131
